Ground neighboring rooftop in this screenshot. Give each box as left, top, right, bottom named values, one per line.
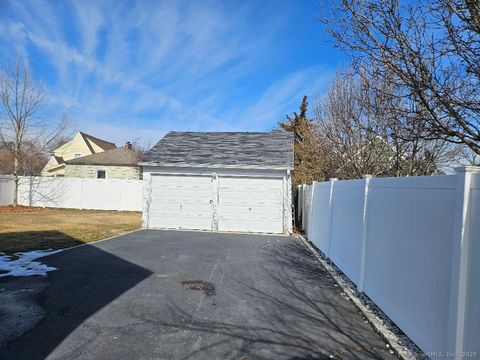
left=79, top=132, right=116, bottom=153
left=65, top=148, right=138, bottom=166
left=141, top=131, right=294, bottom=169
left=54, top=156, right=65, bottom=164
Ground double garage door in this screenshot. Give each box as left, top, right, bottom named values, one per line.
left=148, top=174, right=284, bottom=234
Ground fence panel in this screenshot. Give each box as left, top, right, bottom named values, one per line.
left=18, top=177, right=83, bottom=208
left=302, top=169, right=480, bottom=357
left=303, top=185, right=312, bottom=235
left=329, top=179, right=365, bottom=286
left=0, top=176, right=14, bottom=205
left=119, top=180, right=144, bottom=211
left=82, top=179, right=122, bottom=210
left=1, top=176, right=143, bottom=211
left=364, top=175, right=457, bottom=353
left=308, top=182, right=331, bottom=253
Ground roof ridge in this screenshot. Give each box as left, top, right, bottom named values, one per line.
left=65, top=147, right=137, bottom=166
left=167, top=131, right=290, bottom=134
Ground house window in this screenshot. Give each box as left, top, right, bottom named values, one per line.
left=96, top=170, right=106, bottom=179
left=74, top=153, right=81, bottom=158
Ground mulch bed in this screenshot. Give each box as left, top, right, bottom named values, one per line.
left=0, top=205, right=45, bottom=214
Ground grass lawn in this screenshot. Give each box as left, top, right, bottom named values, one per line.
left=0, top=206, right=141, bottom=254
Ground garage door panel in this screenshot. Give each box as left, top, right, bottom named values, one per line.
left=150, top=204, right=212, bottom=212
left=149, top=175, right=213, bottom=230
left=219, top=205, right=282, bottom=215
left=219, top=199, right=282, bottom=207
left=150, top=198, right=211, bottom=206
left=219, top=218, right=281, bottom=233
left=219, top=194, right=282, bottom=202
left=150, top=189, right=212, bottom=198
left=218, top=177, right=284, bottom=233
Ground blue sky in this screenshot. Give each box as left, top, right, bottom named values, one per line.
left=0, top=0, right=344, bottom=145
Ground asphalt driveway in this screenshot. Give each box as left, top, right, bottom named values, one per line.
left=0, top=230, right=395, bottom=359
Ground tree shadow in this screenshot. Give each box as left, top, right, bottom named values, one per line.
left=134, top=238, right=394, bottom=360
left=0, top=232, right=394, bottom=359
left=0, top=230, right=85, bottom=254
left=18, top=176, right=70, bottom=208
left=0, top=231, right=152, bottom=360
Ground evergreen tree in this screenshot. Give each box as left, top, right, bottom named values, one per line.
left=279, top=96, right=331, bottom=186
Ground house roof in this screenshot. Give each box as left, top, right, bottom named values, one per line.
left=54, top=155, right=65, bottom=164
left=141, top=131, right=294, bottom=170
left=79, top=132, right=116, bottom=153
left=65, top=148, right=138, bottom=166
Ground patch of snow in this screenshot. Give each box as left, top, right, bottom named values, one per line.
left=0, top=249, right=63, bottom=277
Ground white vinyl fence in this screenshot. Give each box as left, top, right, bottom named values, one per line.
left=0, top=176, right=143, bottom=211
left=0, top=176, right=15, bottom=205
left=298, top=167, right=480, bottom=358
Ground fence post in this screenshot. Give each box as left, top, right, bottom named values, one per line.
left=296, top=185, right=302, bottom=229
left=306, top=182, right=317, bottom=238
left=325, top=178, right=338, bottom=258
left=301, top=184, right=306, bottom=231
left=358, top=175, right=373, bottom=293
left=450, top=166, right=478, bottom=358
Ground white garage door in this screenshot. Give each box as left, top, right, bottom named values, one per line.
left=148, top=174, right=285, bottom=233
left=149, top=175, right=213, bottom=230
left=218, top=177, right=284, bottom=233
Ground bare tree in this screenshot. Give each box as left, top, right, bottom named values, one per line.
left=0, top=140, right=49, bottom=175
left=320, top=0, right=480, bottom=155
left=129, top=137, right=152, bottom=163
left=0, top=54, right=66, bottom=205
left=315, top=68, right=461, bottom=179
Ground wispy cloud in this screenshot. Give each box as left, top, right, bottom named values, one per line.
left=0, top=0, right=335, bottom=145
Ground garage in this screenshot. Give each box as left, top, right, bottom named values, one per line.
left=140, top=131, right=294, bottom=234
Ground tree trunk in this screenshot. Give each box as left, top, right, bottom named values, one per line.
left=13, top=142, right=19, bottom=206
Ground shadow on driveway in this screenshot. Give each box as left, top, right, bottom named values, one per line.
left=0, top=230, right=394, bottom=359
left=0, top=232, right=152, bottom=360
left=148, top=237, right=393, bottom=359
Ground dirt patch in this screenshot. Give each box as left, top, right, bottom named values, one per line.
left=181, top=280, right=216, bottom=297
left=0, top=205, right=44, bottom=214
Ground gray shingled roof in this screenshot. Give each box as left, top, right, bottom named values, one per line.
left=141, top=131, right=294, bottom=169
left=65, top=148, right=138, bottom=166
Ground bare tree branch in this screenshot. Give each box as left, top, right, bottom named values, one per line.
left=319, top=0, right=480, bottom=154
left=0, top=53, right=67, bottom=205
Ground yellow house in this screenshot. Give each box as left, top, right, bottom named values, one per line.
left=41, top=132, right=116, bottom=177
left=64, top=146, right=141, bottom=180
